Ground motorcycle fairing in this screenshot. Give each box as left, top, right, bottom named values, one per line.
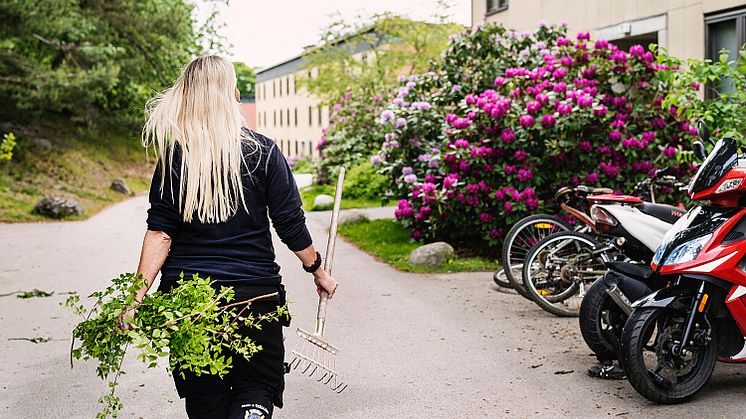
left=688, top=137, right=738, bottom=195
left=600, top=204, right=671, bottom=252
left=652, top=206, right=744, bottom=280
left=632, top=284, right=693, bottom=311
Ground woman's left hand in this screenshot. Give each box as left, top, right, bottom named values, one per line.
left=312, top=268, right=339, bottom=299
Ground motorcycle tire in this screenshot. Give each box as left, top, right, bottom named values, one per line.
left=501, top=214, right=571, bottom=299
left=619, top=307, right=717, bottom=404
left=579, top=278, right=625, bottom=360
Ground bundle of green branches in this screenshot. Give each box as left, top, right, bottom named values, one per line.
left=64, top=273, right=288, bottom=418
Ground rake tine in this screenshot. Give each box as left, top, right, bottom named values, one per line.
left=307, top=364, right=319, bottom=377
left=321, top=372, right=334, bottom=385
left=317, top=371, right=329, bottom=382
left=333, top=382, right=348, bottom=394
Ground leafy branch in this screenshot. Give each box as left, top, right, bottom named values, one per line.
left=64, top=272, right=288, bottom=418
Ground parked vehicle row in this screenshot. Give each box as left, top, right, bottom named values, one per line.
left=494, top=122, right=746, bottom=404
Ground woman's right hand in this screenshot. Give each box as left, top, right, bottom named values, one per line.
left=313, top=268, right=339, bottom=299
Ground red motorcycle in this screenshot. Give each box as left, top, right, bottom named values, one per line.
left=619, top=130, right=746, bottom=404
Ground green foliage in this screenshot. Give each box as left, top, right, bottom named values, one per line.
left=288, top=155, right=314, bottom=173
left=299, top=184, right=381, bottom=211
left=0, top=0, right=227, bottom=126
left=64, top=272, right=288, bottom=418
left=300, top=13, right=463, bottom=104
left=343, top=160, right=389, bottom=200
left=233, top=61, right=256, bottom=99
left=17, top=288, right=54, bottom=298
left=1, top=132, right=16, bottom=161
left=338, top=218, right=499, bottom=272
left=658, top=47, right=746, bottom=140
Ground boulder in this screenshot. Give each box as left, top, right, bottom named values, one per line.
left=34, top=196, right=85, bottom=219
left=339, top=210, right=368, bottom=224
left=29, top=138, right=52, bottom=152
left=110, top=179, right=132, bottom=195
left=312, top=194, right=334, bottom=210
left=408, top=242, right=455, bottom=266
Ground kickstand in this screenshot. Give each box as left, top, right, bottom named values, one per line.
left=587, top=361, right=626, bottom=380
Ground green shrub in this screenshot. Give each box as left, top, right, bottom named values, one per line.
left=344, top=161, right=389, bottom=200
left=1, top=132, right=16, bottom=161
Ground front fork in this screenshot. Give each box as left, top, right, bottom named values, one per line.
left=675, top=281, right=710, bottom=356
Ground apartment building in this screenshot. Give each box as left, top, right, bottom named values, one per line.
left=255, top=58, right=328, bottom=159
left=472, top=1, right=746, bottom=63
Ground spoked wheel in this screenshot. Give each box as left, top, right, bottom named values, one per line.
left=619, top=307, right=716, bottom=404
left=501, top=214, right=570, bottom=298
left=579, top=278, right=627, bottom=360
left=522, top=232, right=609, bottom=317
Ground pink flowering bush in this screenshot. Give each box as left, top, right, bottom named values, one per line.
left=375, top=22, right=697, bottom=247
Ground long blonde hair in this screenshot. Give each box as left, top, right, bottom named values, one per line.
left=142, top=55, right=257, bottom=223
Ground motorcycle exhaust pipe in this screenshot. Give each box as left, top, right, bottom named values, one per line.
left=606, top=284, right=634, bottom=316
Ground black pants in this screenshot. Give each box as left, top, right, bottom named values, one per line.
left=165, top=290, right=288, bottom=419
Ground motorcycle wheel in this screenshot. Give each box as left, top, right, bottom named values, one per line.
left=579, top=278, right=626, bottom=360
left=619, top=307, right=717, bottom=404
left=501, top=214, right=571, bottom=298
left=522, top=232, right=607, bottom=317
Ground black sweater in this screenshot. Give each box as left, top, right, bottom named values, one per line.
left=146, top=130, right=312, bottom=291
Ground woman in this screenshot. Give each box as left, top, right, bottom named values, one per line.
left=130, top=55, right=338, bottom=419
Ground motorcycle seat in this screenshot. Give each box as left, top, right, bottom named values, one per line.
left=636, top=202, right=686, bottom=224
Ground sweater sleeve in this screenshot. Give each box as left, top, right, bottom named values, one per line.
left=146, top=161, right=182, bottom=238
left=265, top=142, right=313, bottom=251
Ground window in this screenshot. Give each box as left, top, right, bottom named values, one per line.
left=309, top=141, right=313, bottom=156
left=286, top=109, right=290, bottom=127
left=318, top=107, right=322, bottom=126
left=294, top=108, right=298, bottom=126
left=706, top=9, right=746, bottom=95
left=272, top=81, right=276, bottom=98
left=486, top=0, right=508, bottom=14
left=279, top=109, right=283, bottom=127
left=308, top=106, right=312, bottom=126
left=300, top=141, right=305, bottom=156
left=273, top=110, right=276, bottom=127
left=294, top=141, right=298, bottom=155
left=290, top=76, right=295, bottom=94
left=286, top=77, right=290, bottom=95
left=279, top=79, right=283, bottom=97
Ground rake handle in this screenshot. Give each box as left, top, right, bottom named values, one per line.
left=315, top=167, right=345, bottom=336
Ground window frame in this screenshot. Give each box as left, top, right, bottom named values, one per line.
left=704, top=8, right=746, bottom=97
left=486, top=0, right=508, bottom=16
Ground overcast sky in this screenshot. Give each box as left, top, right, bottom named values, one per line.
left=195, top=0, right=472, bottom=70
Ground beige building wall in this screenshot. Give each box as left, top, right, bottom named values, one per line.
left=471, top=0, right=746, bottom=60
left=255, top=66, right=328, bottom=160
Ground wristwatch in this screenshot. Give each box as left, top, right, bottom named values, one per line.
left=303, top=251, right=322, bottom=273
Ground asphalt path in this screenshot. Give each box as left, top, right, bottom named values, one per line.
left=1, top=195, right=745, bottom=418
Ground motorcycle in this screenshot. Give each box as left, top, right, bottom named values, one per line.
left=619, top=129, right=746, bottom=404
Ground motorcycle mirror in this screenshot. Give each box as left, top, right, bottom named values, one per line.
left=692, top=140, right=707, bottom=161
left=697, top=120, right=711, bottom=144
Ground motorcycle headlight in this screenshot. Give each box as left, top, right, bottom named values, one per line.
left=661, top=234, right=712, bottom=266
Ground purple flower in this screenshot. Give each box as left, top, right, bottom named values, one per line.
left=494, top=77, right=506, bottom=87
left=403, top=174, right=417, bottom=184
left=443, top=174, right=459, bottom=189
left=370, top=155, right=382, bottom=165
left=552, top=68, right=568, bottom=79
left=380, top=110, right=395, bottom=122
left=600, top=162, right=619, bottom=177
left=384, top=132, right=396, bottom=141
left=428, top=159, right=440, bottom=168
left=593, top=105, right=607, bottom=117
left=526, top=100, right=542, bottom=114
left=519, top=114, right=535, bottom=128
left=585, top=172, right=599, bottom=184
left=454, top=138, right=469, bottom=148
left=594, top=39, right=609, bottom=49
left=611, top=50, right=627, bottom=64
left=514, top=150, right=528, bottom=161
left=556, top=37, right=570, bottom=47
left=405, top=81, right=416, bottom=89
left=553, top=82, right=567, bottom=93
left=402, top=166, right=413, bottom=175
left=397, top=75, right=406, bottom=82
left=501, top=128, right=516, bottom=143
left=333, top=104, right=341, bottom=111
left=577, top=95, right=593, bottom=108
left=579, top=140, right=592, bottom=152
left=398, top=86, right=410, bottom=97
left=394, top=117, right=407, bottom=127
left=541, top=114, right=556, bottom=127
left=503, top=202, right=514, bottom=213
left=662, top=146, right=678, bottom=158
left=518, top=168, right=533, bottom=182
left=479, top=213, right=493, bottom=223
left=451, top=84, right=462, bottom=93
left=557, top=102, right=573, bottom=115
left=503, top=164, right=517, bottom=174
left=560, top=56, right=574, bottom=67
left=576, top=32, right=591, bottom=40
left=629, top=44, right=645, bottom=57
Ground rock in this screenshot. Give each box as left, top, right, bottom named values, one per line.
left=408, top=242, right=455, bottom=266
left=312, top=194, right=334, bottom=210
left=110, top=179, right=132, bottom=195
left=29, top=138, right=52, bottom=152
left=34, top=197, right=85, bottom=219
left=339, top=210, right=368, bottom=224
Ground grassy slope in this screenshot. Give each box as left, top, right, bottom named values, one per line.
left=338, top=218, right=500, bottom=273
left=0, top=121, right=152, bottom=222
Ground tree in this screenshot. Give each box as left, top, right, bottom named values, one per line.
left=299, top=13, right=464, bottom=104
left=0, top=0, right=227, bottom=126
left=233, top=61, right=256, bottom=100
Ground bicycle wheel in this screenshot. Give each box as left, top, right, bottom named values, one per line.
left=501, top=214, right=571, bottom=298
left=522, top=232, right=609, bottom=317
left=493, top=268, right=512, bottom=288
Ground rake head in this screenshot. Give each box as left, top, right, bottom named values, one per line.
left=288, top=328, right=347, bottom=393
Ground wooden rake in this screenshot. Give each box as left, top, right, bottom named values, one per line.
left=288, top=167, right=347, bottom=393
